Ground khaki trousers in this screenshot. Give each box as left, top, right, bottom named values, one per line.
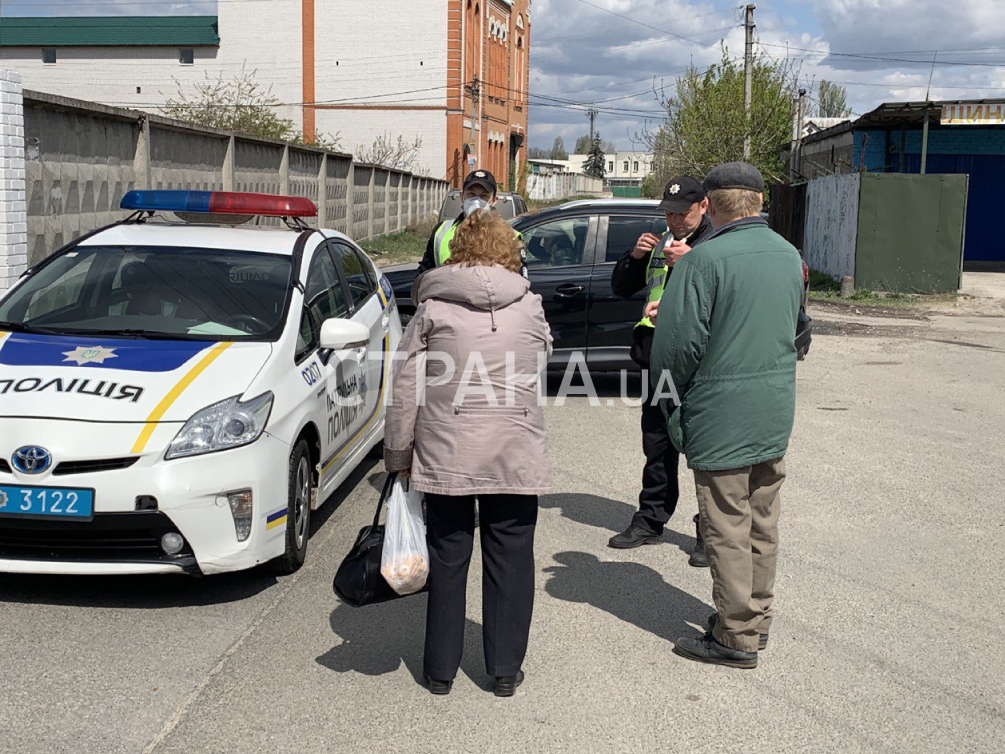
left=693, top=458, right=786, bottom=653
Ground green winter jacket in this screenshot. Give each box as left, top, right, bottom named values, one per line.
left=650, top=217, right=803, bottom=471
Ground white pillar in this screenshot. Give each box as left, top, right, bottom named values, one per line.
left=0, top=69, right=27, bottom=294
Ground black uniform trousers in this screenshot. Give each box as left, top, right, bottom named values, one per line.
left=631, top=399, right=681, bottom=536
left=424, top=493, right=538, bottom=681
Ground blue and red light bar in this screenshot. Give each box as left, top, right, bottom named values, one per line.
left=120, top=190, right=318, bottom=218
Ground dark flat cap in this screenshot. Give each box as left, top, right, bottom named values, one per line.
left=703, top=162, right=764, bottom=193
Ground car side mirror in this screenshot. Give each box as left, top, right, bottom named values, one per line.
left=318, top=318, right=370, bottom=365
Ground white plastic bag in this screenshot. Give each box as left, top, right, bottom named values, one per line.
left=380, top=478, right=429, bottom=595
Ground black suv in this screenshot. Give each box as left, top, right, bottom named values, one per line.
left=383, top=199, right=811, bottom=371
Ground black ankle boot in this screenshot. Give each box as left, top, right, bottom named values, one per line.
left=688, top=514, right=709, bottom=568
left=493, top=670, right=525, bottom=697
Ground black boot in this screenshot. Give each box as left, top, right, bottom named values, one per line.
left=423, top=675, right=453, bottom=695
left=688, top=514, right=709, bottom=568
left=608, top=524, right=661, bottom=549
left=493, top=670, right=525, bottom=697
left=673, top=635, right=758, bottom=669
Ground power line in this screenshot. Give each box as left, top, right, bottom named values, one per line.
left=569, top=0, right=745, bottom=47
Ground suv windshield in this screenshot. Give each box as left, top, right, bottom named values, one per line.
left=0, top=245, right=293, bottom=341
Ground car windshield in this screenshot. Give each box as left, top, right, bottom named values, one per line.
left=0, top=245, right=293, bottom=341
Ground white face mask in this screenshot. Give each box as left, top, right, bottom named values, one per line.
left=463, top=197, right=490, bottom=217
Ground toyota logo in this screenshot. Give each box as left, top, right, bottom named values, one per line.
left=12, top=446, right=52, bottom=475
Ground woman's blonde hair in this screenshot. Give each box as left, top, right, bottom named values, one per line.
left=447, top=209, right=522, bottom=273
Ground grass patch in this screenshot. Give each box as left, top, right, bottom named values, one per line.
left=808, top=288, right=957, bottom=310
left=361, top=214, right=438, bottom=268
left=809, top=269, right=840, bottom=292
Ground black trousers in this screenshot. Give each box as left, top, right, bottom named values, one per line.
left=423, top=493, right=538, bottom=681
left=631, top=400, right=681, bottom=535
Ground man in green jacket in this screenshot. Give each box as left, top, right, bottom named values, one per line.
left=650, top=162, right=803, bottom=669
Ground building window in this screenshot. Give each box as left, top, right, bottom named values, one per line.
left=42, top=49, right=57, bottom=65
left=633, top=161, right=639, bottom=172
left=623, top=161, right=629, bottom=173
left=608, top=161, right=614, bottom=172
left=179, top=49, right=195, bottom=65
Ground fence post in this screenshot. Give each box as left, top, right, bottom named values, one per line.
left=0, top=69, right=27, bottom=292
left=318, top=152, right=327, bottom=228
left=133, top=113, right=152, bottom=190
left=346, top=157, right=355, bottom=238
left=280, top=145, right=290, bottom=196
left=223, top=135, right=236, bottom=192
left=367, top=167, right=375, bottom=240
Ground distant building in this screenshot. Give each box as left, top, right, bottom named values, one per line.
left=788, top=99, right=1005, bottom=267
left=0, top=2, right=532, bottom=188
left=529, top=150, right=653, bottom=192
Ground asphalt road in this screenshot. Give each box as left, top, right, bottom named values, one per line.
left=2, top=305, right=1004, bottom=754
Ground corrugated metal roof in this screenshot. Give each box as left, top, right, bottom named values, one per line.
left=0, top=16, right=220, bottom=47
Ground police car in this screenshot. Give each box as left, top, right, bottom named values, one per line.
left=0, top=191, right=402, bottom=576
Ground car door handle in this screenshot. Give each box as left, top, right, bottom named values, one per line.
left=555, top=283, right=585, bottom=297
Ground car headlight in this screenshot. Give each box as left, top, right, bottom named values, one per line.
left=165, top=392, right=273, bottom=460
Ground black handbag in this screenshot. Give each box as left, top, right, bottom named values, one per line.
left=332, top=472, right=428, bottom=607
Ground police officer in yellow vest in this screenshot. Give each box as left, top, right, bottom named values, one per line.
left=609, top=176, right=713, bottom=560
left=418, top=169, right=526, bottom=275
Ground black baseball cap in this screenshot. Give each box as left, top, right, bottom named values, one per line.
left=658, top=175, right=705, bottom=213
left=463, top=169, right=497, bottom=194
left=703, top=162, right=765, bottom=193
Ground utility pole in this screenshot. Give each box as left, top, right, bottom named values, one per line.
left=743, top=4, right=755, bottom=160
left=587, top=107, right=598, bottom=143
left=790, top=88, right=806, bottom=179
left=465, top=76, right=481, bottom=168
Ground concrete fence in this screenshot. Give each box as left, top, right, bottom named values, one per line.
left=526, top=172, right=605, bottom=202
left=1, top=79, right=448, bottom=286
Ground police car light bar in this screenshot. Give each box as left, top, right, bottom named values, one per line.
left=120, top=190, right=318, bottom=218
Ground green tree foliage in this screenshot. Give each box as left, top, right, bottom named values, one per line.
left=641, top=48, right=796, bottom=188
left=583, top=135, right=606, bottom=179
left=527, top=146, right=550, bottom=159
left=817, top=80, right=850, bottom=118
left=162, top=67, right=340, bottom=150
left=550, top=136, right=569, bottom=160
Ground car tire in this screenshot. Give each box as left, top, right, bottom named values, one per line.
left=269, top=438, right=314, bottom=574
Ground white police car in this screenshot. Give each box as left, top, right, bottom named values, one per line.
left=0, top=191, right=402, bottom=575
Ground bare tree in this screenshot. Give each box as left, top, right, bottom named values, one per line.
left=356, top=133, right=424, bottom=172
left=161, top=66, right=340, bottom=149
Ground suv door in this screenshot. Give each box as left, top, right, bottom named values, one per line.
left=587, top=212, right=668, bottom=370
left=520, top=214, right=597, bottom=367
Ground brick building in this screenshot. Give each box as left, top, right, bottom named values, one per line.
left=0, top=2, right=530, bottom=187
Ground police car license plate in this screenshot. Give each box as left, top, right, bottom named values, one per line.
left=0, top=485, right=94, bottom=520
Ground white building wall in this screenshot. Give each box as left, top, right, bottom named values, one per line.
left=0, top=1, right=305, bottom=136
left=0, top=69, right=27, bottom=294
left=315, top=0, right=448, bottom=177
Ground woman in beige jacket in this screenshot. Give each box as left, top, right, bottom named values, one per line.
left=384, top=209, right=553, bottom=697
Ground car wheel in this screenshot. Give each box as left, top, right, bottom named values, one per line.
left=269, top=438, right=314, bottom=574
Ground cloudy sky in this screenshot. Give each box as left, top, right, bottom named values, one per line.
left=5, top=0, right=1005, bottom=151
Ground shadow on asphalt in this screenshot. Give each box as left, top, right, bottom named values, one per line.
left=0, top=570, right=277, bottom=608
left=543, top=551, right=711, bottom=643
left=0, top=450, right=383, bottom=609
left=317, top=596, right=494, bottom=691
left=539, top=493, right=695, bottom=554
